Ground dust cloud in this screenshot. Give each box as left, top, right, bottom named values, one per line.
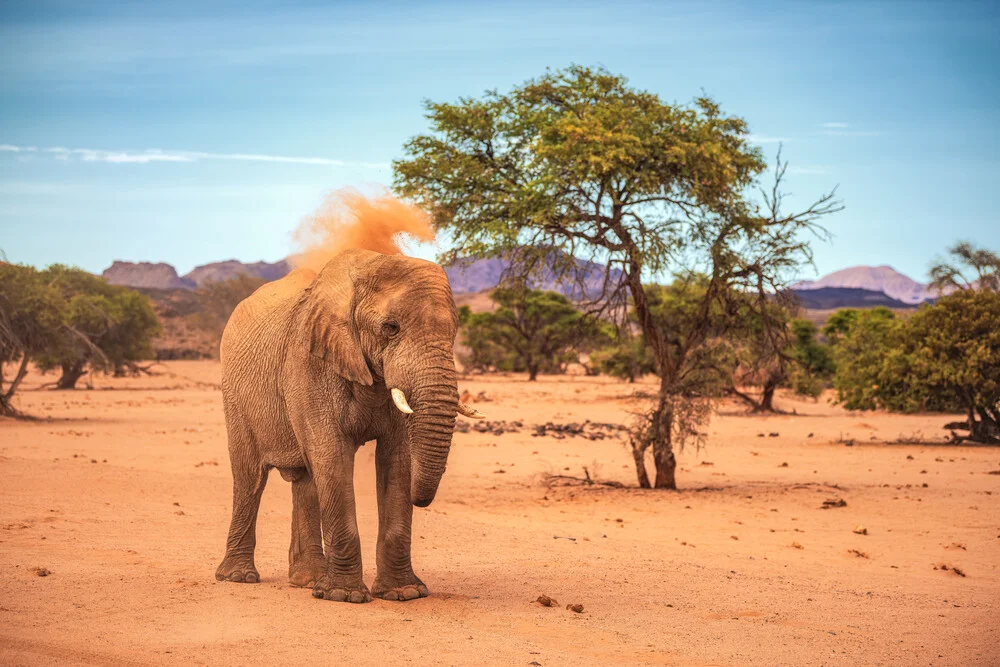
left=291, top=187, right=436, bottom=272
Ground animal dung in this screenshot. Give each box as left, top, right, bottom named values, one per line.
left=566, top=603, right=584, bottom=613
left=536, top=595, right=557, bottom=607
left=853, top=525, right=868, bottom=535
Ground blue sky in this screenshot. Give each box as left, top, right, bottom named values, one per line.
left=1, top=0, right=997, bottom=282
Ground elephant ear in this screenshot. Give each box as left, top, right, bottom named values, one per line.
left=299, top=251, right=377, bottom=386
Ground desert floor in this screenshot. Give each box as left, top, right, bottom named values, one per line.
left=1, top=361, right=997, bottom=666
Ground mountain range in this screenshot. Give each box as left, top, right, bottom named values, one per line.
left=102, top=254, right=622, bottom=297
left=102, top=257, right=937, bottom=308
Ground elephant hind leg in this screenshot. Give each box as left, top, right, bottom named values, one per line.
left=216, top=413, right=269, bottom=584
left=288, top=471, right=325, bottom=588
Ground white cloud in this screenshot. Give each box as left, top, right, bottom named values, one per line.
left=820, top=129, right=882, bottom=137
left=747, top=135, right=790, bottom=145
left=787, top=165, right=832, bottom=175
left=821, top=122, right=849, bottom=129
left=1, top=144, right=388, bottom=168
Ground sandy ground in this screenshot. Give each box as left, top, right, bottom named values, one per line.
left=1, top=361, right=997, bottom=666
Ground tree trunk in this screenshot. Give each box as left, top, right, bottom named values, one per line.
left=759, top=379, right=777, bottom=413
left=651, top=388, right=677, bottom=490
left=1, top=354, right=32, bottom=417
left=56, top=362, right=86, bottom=390
left=527, top=365, right=539, bottom=381
left=631, top=445, right=651, bottom=488
left=971, top=406, right=1000, bottom=443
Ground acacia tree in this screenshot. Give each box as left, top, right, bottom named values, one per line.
left=34, top=266, right=160, bottom=389
left=394, top=66, right=839, bottom=488
left=929, top=242, right=999, bottom=293
left=461, top=288, right=603, bottom=380
left=0, top=263, right=63, bottom=416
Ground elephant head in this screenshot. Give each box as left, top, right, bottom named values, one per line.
left=299, top=248, right=481, bottom=507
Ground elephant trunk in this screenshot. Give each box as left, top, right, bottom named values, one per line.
left=391, top=352, right=458, bottom=507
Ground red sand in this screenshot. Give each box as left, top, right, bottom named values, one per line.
left=1, top=361, right=997, bottom=665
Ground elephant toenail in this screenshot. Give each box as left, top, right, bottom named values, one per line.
left=349, top=591, right=366, bottom=603
left=313, top=589, right=324, bottom=599
left=383, top=591, right=399, bottom=601
left=402, top=587, right=419, bottom=600
left=245, top=572, right=258, bottom=583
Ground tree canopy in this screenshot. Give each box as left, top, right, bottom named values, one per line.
left=460, top=288, right=604, bottom=380
left=0, top=263, right=160, bottom=413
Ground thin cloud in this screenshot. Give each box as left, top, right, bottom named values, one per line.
left=1, top=144, right=388, bottom=168
left=821, top=122, right=849, bottom=129
left=787, top=165, right=832, bottom=175
left=820, top=129, right=882, bottom=137
left=747, top=135, right=790, bottom=145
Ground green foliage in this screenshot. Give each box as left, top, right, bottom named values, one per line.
left=830, top=308, right=905, bottom=411
left=904, top=290, right=1000, bottom=440
left=33, top=265, right=160, bottom=387
left=0, top=263, right=63, bottom=363
left=1, top=262, right=160, bottom=407
left=0, top=263, right=65, bottom=413
left=831, top=291, right=1000, bottom=441
left=459, top=289, right=604, bottom=380
left=823, top=306, right=894, bottom=345
left=590, top=335, right=657, bottom=382
left=786, top=318, right=834, bottom=398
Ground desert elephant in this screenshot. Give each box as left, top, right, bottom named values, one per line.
left=214, top=248, right=483, bottom=603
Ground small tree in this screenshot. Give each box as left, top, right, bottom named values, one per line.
left=395, top=65, right=839, bottom=488
left=905, top=290, right=1000, bottom=442
left=460, top=288, right=602, bottom=380
left=0, top=263, right=63, bottom=416
left=591, top=334, right=657, bottom=383
left=829, top=308, right=906, bottom=411
left=34, top=266, right=160, bottom=389
left=191, top=274, right=266, bottom=348
left=785, top=318, right=835, bottom=398
left=929, top=241, right=999, bottom=294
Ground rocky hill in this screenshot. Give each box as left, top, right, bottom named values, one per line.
left=103, top=261, right=195, bottom=290
left=183, top=259, right=292, bottom=287
left=104, top=259, right=291, bottom=290
left=792, top=265, right=935, bottom=304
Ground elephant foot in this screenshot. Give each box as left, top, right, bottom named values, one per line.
left=312, top=575, right=370, bottom=603
left=372, top=574, right=429, bottom=601
left=288, top=555, right=325, bottom=588
left=216, top=556, right=260, bottom=584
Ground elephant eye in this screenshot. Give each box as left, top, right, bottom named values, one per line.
left=382, top=321, right=400, bottom=338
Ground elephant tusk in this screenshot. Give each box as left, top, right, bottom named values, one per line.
left=390, top=387, right=414, bottom=414
left=458, top=401, right=486, bottom=420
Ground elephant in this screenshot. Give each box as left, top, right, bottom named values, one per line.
left=214, top=248, right=483, bottom=603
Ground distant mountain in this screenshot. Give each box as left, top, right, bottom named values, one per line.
left=792, top=265, right=936, bottom=304
left=103, top=259, right=291, bottom=290
left=788, top=287, right=916, bottom=310
left=102, top=253, right=622, bottom=298
left=444, top=255, right=622, bottom=297
left=103, top=261, right=195, bottom=290
left=183, top=259, right=292, bottom=287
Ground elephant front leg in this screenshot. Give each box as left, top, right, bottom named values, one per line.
left=310, top=448, right=370, bottom=603
left=287, top=471, right=325, bottom=588
left=372, top=435, right=428, bottom=601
